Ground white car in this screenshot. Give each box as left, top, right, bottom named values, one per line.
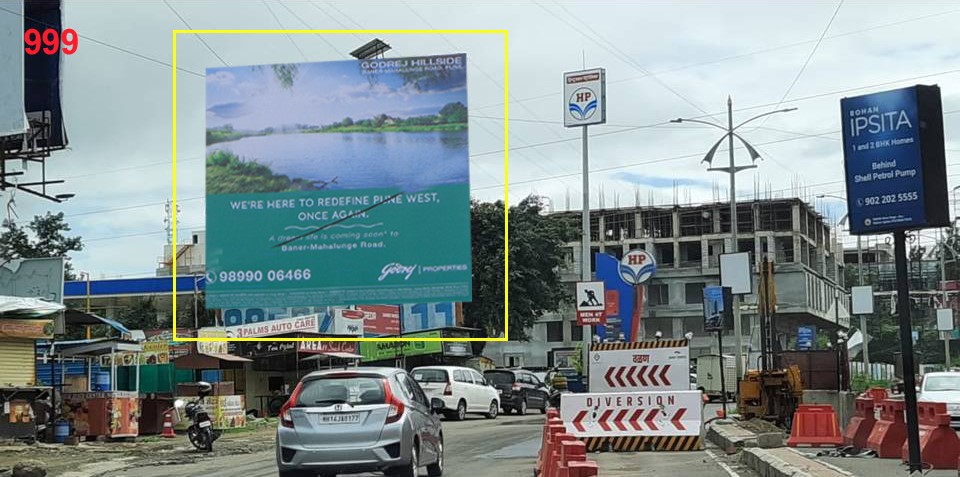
left=411, top=366, right=500, bottom=420
left=918, top=371, right=960, bottom=428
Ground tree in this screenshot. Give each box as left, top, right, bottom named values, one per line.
left=0, top=212, right=83, bottom=280
left=464, top=196, right=575, bottom=350
left=116, top=298, right=159, bottom=331
left=341, top=117, right=354, bottom=127
left=438, top=102, right=467, bottom=124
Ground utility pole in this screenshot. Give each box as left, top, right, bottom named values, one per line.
left=858, top=235, right=869, bottom=370
left=671, top=98, right=796, bottom=381
left=941, top=229, right=950, bottom=368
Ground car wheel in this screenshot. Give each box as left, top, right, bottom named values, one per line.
left=519, top=398, right=528, bottom=415
left=454, top=400, right=467, bottom=421
left=485, top=401, right=499, bottom=419
left=427, top=436, right=444, bottom=476
left=387, top=441, right=419, bottom=477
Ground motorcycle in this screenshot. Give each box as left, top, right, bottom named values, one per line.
left=173, top=381, right=221, bottom=452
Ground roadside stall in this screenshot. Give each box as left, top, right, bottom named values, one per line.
left=171, top=336, right=250, bottom=431
left=0, top=296, right=61, bottom=441
left=52, top=338, right=143, bottom=440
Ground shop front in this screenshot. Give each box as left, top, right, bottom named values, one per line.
left=0, top=318, right=55, bottom=440
left=239, top=336, right=361, bottom=417
left=171, top=336, right=250, bottom=431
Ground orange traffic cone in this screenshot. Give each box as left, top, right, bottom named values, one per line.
left=162, top=410, right=176, bottom=438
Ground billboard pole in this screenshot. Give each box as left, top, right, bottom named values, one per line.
left=895, top=230, right=922, bottom=473
left=581, top=124, right=592, bottom=380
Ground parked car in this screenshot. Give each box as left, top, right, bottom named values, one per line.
left=483, top=369, right=550, bottom=415
left=276, top=367, right=445, bottom=477
left=918, top=371, right=960, bottom=428
left=411, top=366, right=500, bottom=420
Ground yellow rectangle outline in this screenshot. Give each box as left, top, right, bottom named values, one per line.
left=171, top=29, right=508, bottom=342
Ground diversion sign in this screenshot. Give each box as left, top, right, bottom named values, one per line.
left=841, top=85, right=949, bottom=235
left=204, top=54, right=472, bottom=307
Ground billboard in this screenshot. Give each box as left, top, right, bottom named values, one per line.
left=0, top=0, right=26, bottom=136
left=205, top=54, right=471, bottom=308
left=702, top=286, right=733, bottom=332
left=0, top=258, right=65, bottom=303
left=356, top=305, right=401, bottom=335
left=400, top=303, right=460, bottom=332
left=563, top=68, right=606, bottom=127
left=841, top=85, right=949, bottom=234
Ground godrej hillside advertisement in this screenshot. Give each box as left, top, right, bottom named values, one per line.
left=204, top=54, right=472, bottom=308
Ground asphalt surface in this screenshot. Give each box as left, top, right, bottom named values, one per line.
left=101, top=412, right=548, bottom=477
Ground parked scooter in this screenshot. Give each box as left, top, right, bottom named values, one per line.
left=173, top=381, right=221, bottom=452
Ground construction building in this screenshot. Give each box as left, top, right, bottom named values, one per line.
left=484, top=198, right=851, bottom=368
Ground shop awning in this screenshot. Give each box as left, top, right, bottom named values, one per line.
left=173, top=351, right=251, bottom=369
left=63, top=309, right=132, bottom=337
left=52, top=338, right=142, bottom=357
left=0, top=296, right=64, bottom=318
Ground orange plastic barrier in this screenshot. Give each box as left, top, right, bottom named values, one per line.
left=546, top=433, right=577, bottom=477
left=844, top=397, right=877, bottom=449
left=556, top=440, right=587, bottom=477
left=866, top=399, right=906, bottom=458
left=865, top=387, right=889, bottom=405
left=900, top=402, right=960, bottom=469
left=786, top=404, right=843, bottom=447
left=536, top=421, right=566, bottom=477
left=565, top=461, right=599, bottom=477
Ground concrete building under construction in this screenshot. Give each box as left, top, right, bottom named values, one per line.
left=485, top=197, right=851, bottom=368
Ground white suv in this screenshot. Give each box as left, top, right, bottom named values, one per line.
left=411, top=366, right=500, bottom=420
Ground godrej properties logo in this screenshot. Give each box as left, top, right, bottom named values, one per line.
left=568, top=87, right=598, bottom=121
left=379, top=263, right=419, bottom=281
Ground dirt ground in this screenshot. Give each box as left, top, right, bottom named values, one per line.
left=0, top=422, right=277, bottom=477
left=736, top=418, right=786, bottom=435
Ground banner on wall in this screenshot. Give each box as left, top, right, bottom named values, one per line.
left=205, top=54, right=472, bottom=308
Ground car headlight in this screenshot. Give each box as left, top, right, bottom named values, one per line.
left=947, top=404, right=960, bottom=414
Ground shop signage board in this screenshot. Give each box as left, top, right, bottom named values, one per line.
left=298, top=341, right=359, bottom=354
left=589, top=341, right=690, bottom=393
left=356, top=305, right=401, bottom=335
left=242, top=341, right=296, bottom=357
left=359, top=331, right=443, bottom=362
left=205, top=54, right=472, bottom=308
left=197, top=327, right=228, bottom=355
left=442, top=342, right=472, bottom=357
left=100, top=341, right=169, bottom=367
left=0, top=319, right=53, bottom=339
left=325, top=309, right=366, bottom=336
left=563, top=68, right=606, bottom=127
left=560, top=390, right=703, bottom=437
left=400, top=303, right=460, bottom=332
left=576, top=281, right=606, bottom=326
left=841, top=85, right=949, bottom=235
left=225, top=314, right=318, bottom=338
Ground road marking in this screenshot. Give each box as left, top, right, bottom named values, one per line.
left=705, top=449, right=742, bottom=477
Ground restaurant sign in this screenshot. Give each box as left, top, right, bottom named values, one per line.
left=0, top=319, right=54, bottom=339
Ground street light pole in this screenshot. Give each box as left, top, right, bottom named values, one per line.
left=672, top=99, right=796, bottom=381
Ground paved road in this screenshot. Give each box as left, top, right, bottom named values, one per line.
left=102, top=412, right=547, bottom=477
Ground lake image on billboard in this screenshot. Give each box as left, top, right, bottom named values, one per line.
left=204, top=54, right=473, bottom=308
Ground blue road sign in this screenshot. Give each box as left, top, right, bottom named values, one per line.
left=797, top=326, right=815, bottom=350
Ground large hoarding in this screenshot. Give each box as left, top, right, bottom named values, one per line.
left=205, top=54, right=471, bottom=308
left=0, top=0, right=26, bottom=136
left=841, top=85, right=949, bottom=234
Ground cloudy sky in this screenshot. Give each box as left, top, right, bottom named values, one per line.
left=4, top=1, right=960, bottom=278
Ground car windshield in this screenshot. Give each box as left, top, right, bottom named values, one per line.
left=924, top=375, right=960, bottom=392
left=296, top=376, right=386, bottom=407
left=484, top=371, right=515, bottom=385
left=412, top=369, right=449, bottom=383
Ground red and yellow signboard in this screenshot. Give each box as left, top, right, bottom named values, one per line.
left=0, top=319, right=54, bottom=339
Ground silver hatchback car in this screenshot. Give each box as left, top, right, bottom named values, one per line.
left=277, top=367, right=445, bottom=477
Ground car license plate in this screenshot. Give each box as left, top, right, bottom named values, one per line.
left=198, top=420, right=211, bottom=428
left=319, top=413, right=360, bottom=424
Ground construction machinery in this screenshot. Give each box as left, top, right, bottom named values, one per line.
left=737, top=364, right=804, bottom=427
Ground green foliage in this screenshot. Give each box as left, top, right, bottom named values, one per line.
left=271, top=64, right=299, bottom=90
left=850, top=373, right=891, bottom=393
left=0, top=212, right=83, bottom=280
left=116, top=299, right=160, bottom=332
left=206, top=150, right=314, bottom=194
left=439, top=102, right=467, bottom=124
left=464, top=196, right=576, bottom=348
left=571, top=342, right=583, bottom=375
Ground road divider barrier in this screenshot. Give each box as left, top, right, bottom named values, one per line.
left=560, top=390, right=703, bottom=451
left=866, top=399, right=906, bottom=458
left=843, top=397, right=877, bottom=450
left=536, top=411, right=599, bottom=477
left=786, top=404, right=843, bottom=447
left=900, top=402, right=960, bottom=469
left=589, top=341, right=690, bottom=393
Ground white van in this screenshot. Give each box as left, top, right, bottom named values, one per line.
left=411, top=366, right=500, bottom=420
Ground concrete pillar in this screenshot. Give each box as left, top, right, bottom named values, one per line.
left=702, top=238, right=710, bottom=269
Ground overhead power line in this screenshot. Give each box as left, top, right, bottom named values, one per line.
left=163, top=0, right=229, bottom=66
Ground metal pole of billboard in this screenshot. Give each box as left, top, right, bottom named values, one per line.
left=671, top=99, right=796, bottom=383
left=581, top=125, right=592, bottom=382
left=717, top=330, right=728, bottom=418
left=858, top=235, right=870, bottom=370
left=941, top=228, right=951, bottom=368
left=895, top=230, right=922, bottom=474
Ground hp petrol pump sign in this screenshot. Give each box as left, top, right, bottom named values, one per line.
left=619, top=250, right=656, bottom=285
left=564, top=68, right=606, bottom=127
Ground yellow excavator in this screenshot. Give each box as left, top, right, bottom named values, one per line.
left=737, top=365, right=804, bottom=426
